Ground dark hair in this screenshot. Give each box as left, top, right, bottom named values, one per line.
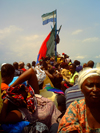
left=87, top=60, right=94, bottom=68
left=54, top=63, right=59, bottom=69
left=1, top=64, right=15, bottom=78
left=69, top=63, right=76, bottom=69
left=32, top=61, right=36, bottom=66
left=60, top=62, right=68, bottom=68
left=43, top=61, right=47, bottom=68
left=74, top=60, right=80, bottom=65
left=13, top=62, right=18, bottom=69
left=56, top=94, right=66, bottom=106
left=48, top=67, right=55, bottom=74
left=26, top=63, right=31, bottom=68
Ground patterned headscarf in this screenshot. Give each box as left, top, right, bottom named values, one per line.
left=2, top=84, right=37, bottom=113
left=78, top=67, right=100, bottom=89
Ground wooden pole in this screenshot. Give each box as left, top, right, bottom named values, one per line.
left=55, top=10, right=57, bottom=61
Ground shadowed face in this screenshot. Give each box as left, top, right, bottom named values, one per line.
left=69, top=65, right=76, bottom=74
left=81, top=76, right=100, bottom=103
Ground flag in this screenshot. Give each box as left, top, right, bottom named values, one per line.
left=41, top=10, right=56, bottom=25
left=36, top=26, right=56, bottom=64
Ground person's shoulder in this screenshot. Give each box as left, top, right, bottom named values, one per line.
left=65, top=84, right=84, bottom=101
left=76, top=65, right=83, bottom=72
left=75, top=71, right=79, bottom=75
left=71, top=99, right=85, bottom=107
left=72, top=99, right=85, bottom=105
left=65, top=86, right=85, bottom=109
left=1, top=83, right=9, bottom=90
left=79, top=65, right=82, bottom=68
left=65, top=84, right=79, bottom=93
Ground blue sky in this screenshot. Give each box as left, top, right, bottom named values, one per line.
left=0, top=0, right=100, bottom=64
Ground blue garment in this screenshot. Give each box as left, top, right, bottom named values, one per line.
left=44, top=85, right=64, bottom=95
left=65, top=84, right=84, bottom=109
left=9, top=76, right=27, bottom=86
left=76, top=65, right=82, bottom=72
left=48, top=88, right=64, bottom=95
left=1, top=121, right=30, bottom=133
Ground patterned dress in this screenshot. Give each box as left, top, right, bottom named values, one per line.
left=58, top=99, right=100, bottom=133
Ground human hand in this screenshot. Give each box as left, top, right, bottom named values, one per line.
left=3, top=98, right=9, bottom=105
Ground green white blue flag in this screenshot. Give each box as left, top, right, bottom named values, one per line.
left=41, top=10, right=56, bottom=25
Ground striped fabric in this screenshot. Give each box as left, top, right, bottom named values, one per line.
left=65, top=84, right=84, bottom=109
left=36, top=25, right=56, bottom=64
left=41, top=10, right=56, bottom=25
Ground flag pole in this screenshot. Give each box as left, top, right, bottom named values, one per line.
left=55, top=9, right=57, bottom=61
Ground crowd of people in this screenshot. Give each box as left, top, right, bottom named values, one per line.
left=0, top=52, right=100, bottom=133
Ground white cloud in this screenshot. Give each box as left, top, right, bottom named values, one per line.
left=0, top=32, right=45, bottom=63
left=94, top=23, right=100, bottom=26
left=0, top=25, right=47, bottom=63
left=72, top=29, right=83, bottom=35
left=76, top=56, right=86, bottom=59
left=95, top=55, right=100, bottom=58
left=70, top=55, right=87, bottom=61
left=0, top=25, right=23, bottom=34
left=83, top=37, right=99, bottom=42
left=9, top=35, right=44, bottom=53
left=0, top=25, right=23, bottom=40
left=21, top=35, right=39, bottom=41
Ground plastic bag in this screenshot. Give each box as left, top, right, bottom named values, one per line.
left=1, top=121, right=30, bottom=133
left=22, top=120, right=49, bottom=133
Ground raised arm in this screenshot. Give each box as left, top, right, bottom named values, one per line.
left=10, top=68, right=39, bottom=94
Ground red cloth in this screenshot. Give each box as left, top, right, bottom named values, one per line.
left=21, top=68, right=26, bottom=72
left=1, top=83, right=9, bottom=91
left=64, top=83, right=69, bottom=89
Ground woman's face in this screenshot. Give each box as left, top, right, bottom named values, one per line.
left=81, top=76, right=100, bottom=103
left=69, top=65, right=75, bottom=74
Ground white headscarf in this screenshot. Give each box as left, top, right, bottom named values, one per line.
left=78, top=67, right=100, bottom=89
left=1, top=63, right=6, bottom=66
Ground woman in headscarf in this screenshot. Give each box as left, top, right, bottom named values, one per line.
left=58, top=67, right=100, bottom=133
